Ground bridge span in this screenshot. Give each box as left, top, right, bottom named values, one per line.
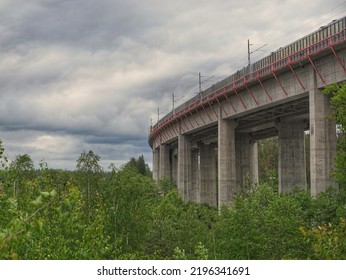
left=149, top=18, right=346, bottom=207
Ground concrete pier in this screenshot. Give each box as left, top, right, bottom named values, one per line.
left=199, top=143, right=217, bottom=206
left=159, top=144, right=170, bottom=179
left=277, top=120, right=307, bottom=192
left=236, top=133, right=259, bottom=188
left=218, top=116, right=237, bottom=207
left=190, top=148, right=200, bottom=202
left=309, top=87, right=337, bottom=196
left=152, top=148, right=159, bottom=181
left=177, top=134, right=191, bottom=201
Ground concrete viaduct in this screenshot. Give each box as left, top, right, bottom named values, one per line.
left=149, top=29, right=346, bottom=208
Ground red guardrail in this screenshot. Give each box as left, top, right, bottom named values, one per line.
left=149, top=28, right=346, bottom=145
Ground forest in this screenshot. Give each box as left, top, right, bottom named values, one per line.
left=0, top=84, right=345, bottom=260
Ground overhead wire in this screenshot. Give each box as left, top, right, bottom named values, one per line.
left=238, top=1, right=346, bottom=66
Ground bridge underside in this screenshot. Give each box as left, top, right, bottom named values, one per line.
left=188, top=95, right=310, bottom=143
left=153, top=90, right=337, bottom=208
left=151, top=42, right=345, bottom=208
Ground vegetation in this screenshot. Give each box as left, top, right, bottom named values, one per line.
left=323, top=82, right=346, bottom=186
left=0, top=83, right=345, bottom=260
left=1, top=146, right=345, bottom=260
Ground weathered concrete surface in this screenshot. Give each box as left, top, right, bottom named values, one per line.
left=159, top=144, right=170, bottom=179
left=218, top=114, right=237, bottom=207
left=177, top=134, right=191, bottom=201
left=199, top=143, right=217, bottom=206
left=152, top=148, right=159, bottom=181
left=277, top=119, right=307, bottom=192
left=309, top=87, right=337, bottom=196
left=235, top=133, right=259, bottom=188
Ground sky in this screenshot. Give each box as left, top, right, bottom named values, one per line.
left=0, top=0, right=345, bottom=170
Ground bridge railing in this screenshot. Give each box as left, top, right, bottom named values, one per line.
left=149, top=27, right=346, bottom=145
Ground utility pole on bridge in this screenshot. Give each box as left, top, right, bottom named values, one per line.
left=198, top=72, right=215, bottom=98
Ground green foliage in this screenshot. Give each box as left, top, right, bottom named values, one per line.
left=173, top=243, right=209, bottom=260
left=257, top=134, right=311, bottom=188
left=323, top=83, right=346, bottom=128
left=101, top=166, right=158, bottom=258
left=258, top=137, right=278, bottom=184
left=301, top=219, right=346, bottom=259
left=173, top=247, right=187, bottom=260
left=157, top=177, right=177, bottom=195
left=0, top=140, right=4, bottom=158
left=214, top=185, right=311, bottom=259
left=124, top=155, right=152, bottom=177
left=12, top=154, right=34, bottom=174
left=323, top=83, right=346, bottom=186
left=144, top=190, right=216, bottom=259
left=1, top=141, right=346, bottom=260
left=194, top=242, right=209, bottom=260
left=76, top=150, right=103, bottom=219
left=76, top=150, right=102, bottom=174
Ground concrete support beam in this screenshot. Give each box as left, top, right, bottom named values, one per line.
left=190, top=148, right=200, bottom=202
left=159, top=144, right=171, bottom=180
left=218, top=117, right=237, bottom=207
left=277, top=120, right=307, bottom=193
left=236, top=133, right=259, bottom=189
left=309, top=87, right=337, bottom=196
left=200, top=143, right=217, bottom=207
left=152, top=148, right=159, bottom=181
left=177, top=134, right=191, bottom=201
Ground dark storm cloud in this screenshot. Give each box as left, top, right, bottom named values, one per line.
left=0, top=0, right=158, bottom=50
left=0, top=0, right=345, bottom=169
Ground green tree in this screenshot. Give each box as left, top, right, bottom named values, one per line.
left=301, top=218, right=346, bottom=259
left=323, top=83, right=346, bottom=187
left=101, top=166, right=158, bottom=258
left=124, top=155, right=152, bottom=177
left=258, top=137, right=278, bottom=185
left=76, top=150, right=103, bottom=218
left=10, top=154, right=35, bottom=195
left=137, top=154, right=147, bottom=175
left=0, top=140, right=4, bottom=160
left=76, top=150, right=102, bottom=174
left=12, top=154, right=34, bottom=173
left=145, top=190, right=216, bottom=259
left=214, top=185, right=311, bottom=259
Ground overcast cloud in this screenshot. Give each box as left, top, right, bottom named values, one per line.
left=0, top=0, right=345, bottom=170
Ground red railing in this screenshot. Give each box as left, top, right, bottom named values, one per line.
left=149, top=28, right=346, bottom=145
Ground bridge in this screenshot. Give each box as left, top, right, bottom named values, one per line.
left=149, top=19, right=346, bottom=208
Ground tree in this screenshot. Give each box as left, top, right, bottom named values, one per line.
left=0, top=140, right=4, bottom=160
left=13, top=154, right=34, bottom=173
left=258, top=137, right=278, bottom=185
left=10, top=154, right=34, bottom=195
left=214, top=185, right=312, bottom=259
left=323, top=83, right=346, bottom=186
left=137, top=155, right=147, bottom=175
left=76, top=150, right=102, bottom=218
left=76, top=150, right=102, bottom=174
left=124, top=155, right=152, bottom=177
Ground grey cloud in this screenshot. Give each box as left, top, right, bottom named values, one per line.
left=0, top=0, right=344, bottom=169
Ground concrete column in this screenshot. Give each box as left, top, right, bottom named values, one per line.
left=171, top=148, right=178, bottom=186
left=177, top=134, right=191, bottom=201
left=159, top=144, right=170, bottom=179
left=309, top=87, right=337, bottom=196
left=200, top=143, right=217, bottom=207
left=277, top=120, right=307, bottom=193
left=190, top=148, right=200, bottom=202
left=152, top=148, right=159, bottom=181
left=218, top=117, right=237, bottom=208
left=236, top=133, right=259, bottom=189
